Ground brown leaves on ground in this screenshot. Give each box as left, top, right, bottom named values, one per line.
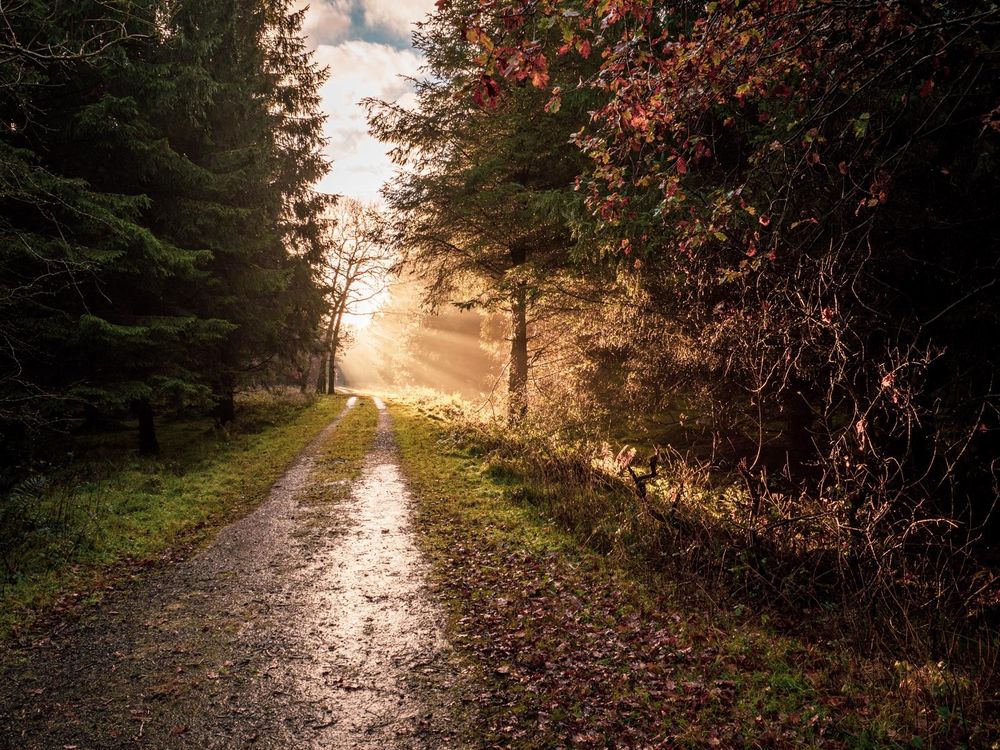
left=396, top=407, right=988, bottom=748
left=421, top=525, right=846, bottom=748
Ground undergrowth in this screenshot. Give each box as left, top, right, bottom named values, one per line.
left=391, top=392, right=999, bottom=748
left=454, top=400, right=999, bottom=663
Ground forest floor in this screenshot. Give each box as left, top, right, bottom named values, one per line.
left=1, top=394, right=994, bottom=748
left=392, top=399, right=997, bottom=750
left=0, top=396, right=468, bottom=748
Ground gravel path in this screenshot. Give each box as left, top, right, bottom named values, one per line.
left=0, top=397, right=466, bottom=749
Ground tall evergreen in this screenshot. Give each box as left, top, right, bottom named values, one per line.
left=0, top=0, right=203, bottom=458
left=162, top=0, right=330, bottom=423
left=0, top=0, right=330, bottom=465
left=367, top=0, right=595, bottom=421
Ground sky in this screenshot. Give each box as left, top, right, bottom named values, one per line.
left=294, top=0, right=434, bottom=203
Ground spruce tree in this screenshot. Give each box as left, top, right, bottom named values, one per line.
left=1, top=0, right=330, bottom=461
left=367, top=1, right=596, bottom=422
left=0, top=0, right=213, bottom=457
left=160, top=0, right=330, bottom=422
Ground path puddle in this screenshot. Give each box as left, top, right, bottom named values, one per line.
left=277, top=405, right=462, bottom=748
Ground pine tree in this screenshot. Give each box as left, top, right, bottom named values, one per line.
left=159, top=0, right=330, bottom=423
left=0, top=0, right=215, bottom=457
left=1, top=0, right=330, bottom=462
left=366, top=0, right=595, bottom=421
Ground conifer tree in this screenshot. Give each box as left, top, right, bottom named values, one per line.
left=367, top=0, right=595, bottom=421
left=0, top=0, right=205, bottom=457
left=162, top=0, right=330, bottom=423
left=1, top=0, right=330, bottom=460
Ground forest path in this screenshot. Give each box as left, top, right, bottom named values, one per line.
left=0, top=397, right=466, bottom=749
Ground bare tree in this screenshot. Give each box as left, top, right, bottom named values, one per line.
left=310, top=199, right=393, bottom=394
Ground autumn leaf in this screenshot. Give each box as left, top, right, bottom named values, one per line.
left=544, top=92, right=562, bottom=113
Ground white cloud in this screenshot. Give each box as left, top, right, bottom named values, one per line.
left=312, top=40, right=423, bottom=202
left=295, top=0, right=352, bottom=49
left=296, top=0, right=435, bottom=48
left=360, top=0, right=435, bottom=40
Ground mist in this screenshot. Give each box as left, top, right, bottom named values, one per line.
left=338, top=278, right=504, bottom=400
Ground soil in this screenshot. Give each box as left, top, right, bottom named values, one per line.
left=0, top=397, right=467, bottom=749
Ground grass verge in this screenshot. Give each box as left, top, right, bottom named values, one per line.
left=391, top=397, right=996, bottom=749
left=0, top=392, right=348, bottom=639
left=299, top=396, right=380, bottom=512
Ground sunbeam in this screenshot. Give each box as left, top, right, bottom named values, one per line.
left=338, top=280, right=502, bottom=398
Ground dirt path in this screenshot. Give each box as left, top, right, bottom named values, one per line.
left=0, top=397, right=466, bottom=749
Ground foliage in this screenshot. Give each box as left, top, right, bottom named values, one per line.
left=0, top=0, right=330, bottom=468
left=392, top=397, right=998, bottom=748
left=417, top=0, right=1000, bottom=636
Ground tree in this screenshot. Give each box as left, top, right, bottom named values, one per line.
left=457, top=0, right=1000, bottom=617
left=366, top=0, right=597, bottom=422
left=158, top=0, right=330, bottom=423
left=309, top=199, right=392, bottom=395
left=0, top=0, right=222, bottom=458
left=0, top=0, right=330, bottom=464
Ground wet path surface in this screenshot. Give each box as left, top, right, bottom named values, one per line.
left=0, top=397, right=466, bottom=749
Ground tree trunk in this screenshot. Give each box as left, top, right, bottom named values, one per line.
left=328, top=316, right=343, bottom=395
left=301, top=355, right=320, bottom=393
left=316, top=299, right=348, bottom=395
left=215, top=389, right=236, bottom=426
left=315, top=310, right=338, bottom=394
left=134, top=399, right=160, bottom=456
left=508, top=248, right=529, bottom=424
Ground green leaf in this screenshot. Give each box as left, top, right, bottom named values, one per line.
left=851, top=112, right=871, bottom=139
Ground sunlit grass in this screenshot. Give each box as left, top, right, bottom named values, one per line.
left=300, top=397, right=379, bottom=509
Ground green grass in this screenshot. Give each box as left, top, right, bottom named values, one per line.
left=394, top=410, right=578, bottom=560
left=389, top=396, right=995, bottom=749
left=300, top=396, right=379, bottom=509
left=0, top=391, right=349, bottom=638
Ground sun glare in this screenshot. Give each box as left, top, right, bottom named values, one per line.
left=337, top=282, right=502, bottom=398
left=342, top=287, right=390, bottom=330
